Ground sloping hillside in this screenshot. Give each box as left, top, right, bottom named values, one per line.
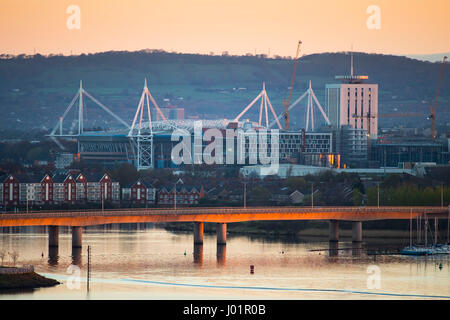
left=0, top=50, right=448, bottom=134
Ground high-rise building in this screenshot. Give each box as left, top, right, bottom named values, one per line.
left=325, top=61, right=378, bottom=139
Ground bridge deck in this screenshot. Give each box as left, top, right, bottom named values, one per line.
left=0, top=207, right=448, bottom=227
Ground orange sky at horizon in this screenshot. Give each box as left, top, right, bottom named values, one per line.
left=0, top=0, right=449, bottom=57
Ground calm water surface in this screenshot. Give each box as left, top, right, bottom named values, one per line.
left=0, top=224, right=449, bottom=300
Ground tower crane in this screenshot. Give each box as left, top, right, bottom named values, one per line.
left=429, top=56, right=447, bottom=140
left=282, top=40, right=302, bottom=131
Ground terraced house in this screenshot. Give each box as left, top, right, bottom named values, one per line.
left=1, top=174, right=20, bottom=208
left=0, top=172, right=120, bottom=209
left=122, top=179, right=156, bottom=205
left=157, top=185, right=204, bottom=206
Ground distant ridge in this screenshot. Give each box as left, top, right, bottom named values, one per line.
left=0, top=50, right=448, bottom=132
left=405, top=52, right=450, bottom=63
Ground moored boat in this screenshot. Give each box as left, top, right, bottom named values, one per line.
left=400, top=246, right=433, bottom=256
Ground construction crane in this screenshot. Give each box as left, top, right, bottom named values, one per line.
left=282, top=40, right=302, bottom=131
left=429, top=56, right=447, bottom=140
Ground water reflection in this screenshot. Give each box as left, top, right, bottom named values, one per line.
left=1, top=225, right=449, bottom=300
left=71, top=247, right=82, bottom=266
left=352, top=242, right=363, bottom=257
left=216, top=244, right=226, bottom=266
left=328, top=241, right=339, bottom=257
left=48, top=246, right=59, bottom=266
left=193, top=244, right=203, bottom=266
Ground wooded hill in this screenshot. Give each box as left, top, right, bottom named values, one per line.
left=0, top=50, right=448, bottom=135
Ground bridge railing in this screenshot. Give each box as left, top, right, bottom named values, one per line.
left=0, top=206, right=447, bottom=220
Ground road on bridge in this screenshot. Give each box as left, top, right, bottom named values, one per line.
left=0, top=206, right=448, bottom=227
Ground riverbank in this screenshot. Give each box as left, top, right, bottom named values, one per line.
left=0, top=268, right=60, bottom=290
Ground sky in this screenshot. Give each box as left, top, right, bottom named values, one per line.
left=0, top=0, right=449, bottom=57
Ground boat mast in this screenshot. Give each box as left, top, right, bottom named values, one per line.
left=434, top=217, right=438, bottom=245
left=417, top=214, right=421, bottom=245
left=410, top=211, right=412, bottom=247
left=447, top=208, right=449, bottom=245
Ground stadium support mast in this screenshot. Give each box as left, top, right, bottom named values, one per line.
left=78, top=80, right=84, bottom=135
left=48, top=81, right=129, bottom=149
left=269, top=80, right=330, bottom=131
left=234, top=82, right=282, bottom=129
left=128, top=79, right=166, bottom=170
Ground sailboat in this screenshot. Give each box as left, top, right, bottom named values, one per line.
left=401, top=213, right=450, bottom=255
left=400, top=246, right=433, bottom=256
left=429, top=243, right=450, bottom=254
left=428, top=214, right=450, bottom=255
left=400, top=213, right=432, bottom=256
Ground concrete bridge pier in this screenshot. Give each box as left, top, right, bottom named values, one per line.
left=434, top=217, right=438, bottom=245
left=217, top=244, right=226, bottom=266
left=352, top=241, right=363, bottom=257
left=193, top=244, right=203, bottom=265
left=48, top=246, right=59, bottom=266
left=329, top=220, right=339, bottom=242
left=217, top=223, right=227, bottom=245
left=48, top=226, right=59, bottom=247
left=352, top=221, right=363, bottom=242
left=72, top=247, right=82, bottom=266
left=194, top=222, right=204, bottom=245
left=328, top=241, right=339, bottom=257
left=72, top=226, right=82, bottom=248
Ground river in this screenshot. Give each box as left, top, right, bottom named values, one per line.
left=0, top=224, right=449, bottom=300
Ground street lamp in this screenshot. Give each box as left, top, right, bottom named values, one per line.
left=243, top=176, right=247, bottom=209
left=101, top=184, right=104, bottom=213
left=26, top=185, right=31, bottom=213
left=174, top=179, right=183, bottom=210
left=377, top=182, right=380, bottom=208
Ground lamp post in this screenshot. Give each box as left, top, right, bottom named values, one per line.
left=26, top=184, right=33, bottom=213
left=310, top=182, right=314, bottom=208
left=101, top=185, right=104, bottom=213
left=174, top=179, right=183, bottom=210
left=377, top=182, right=380, bottom=208
left=243, top=176, right=247, bottom=209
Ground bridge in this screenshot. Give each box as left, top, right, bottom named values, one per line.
left=1, top=206, right=448, bottom=250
